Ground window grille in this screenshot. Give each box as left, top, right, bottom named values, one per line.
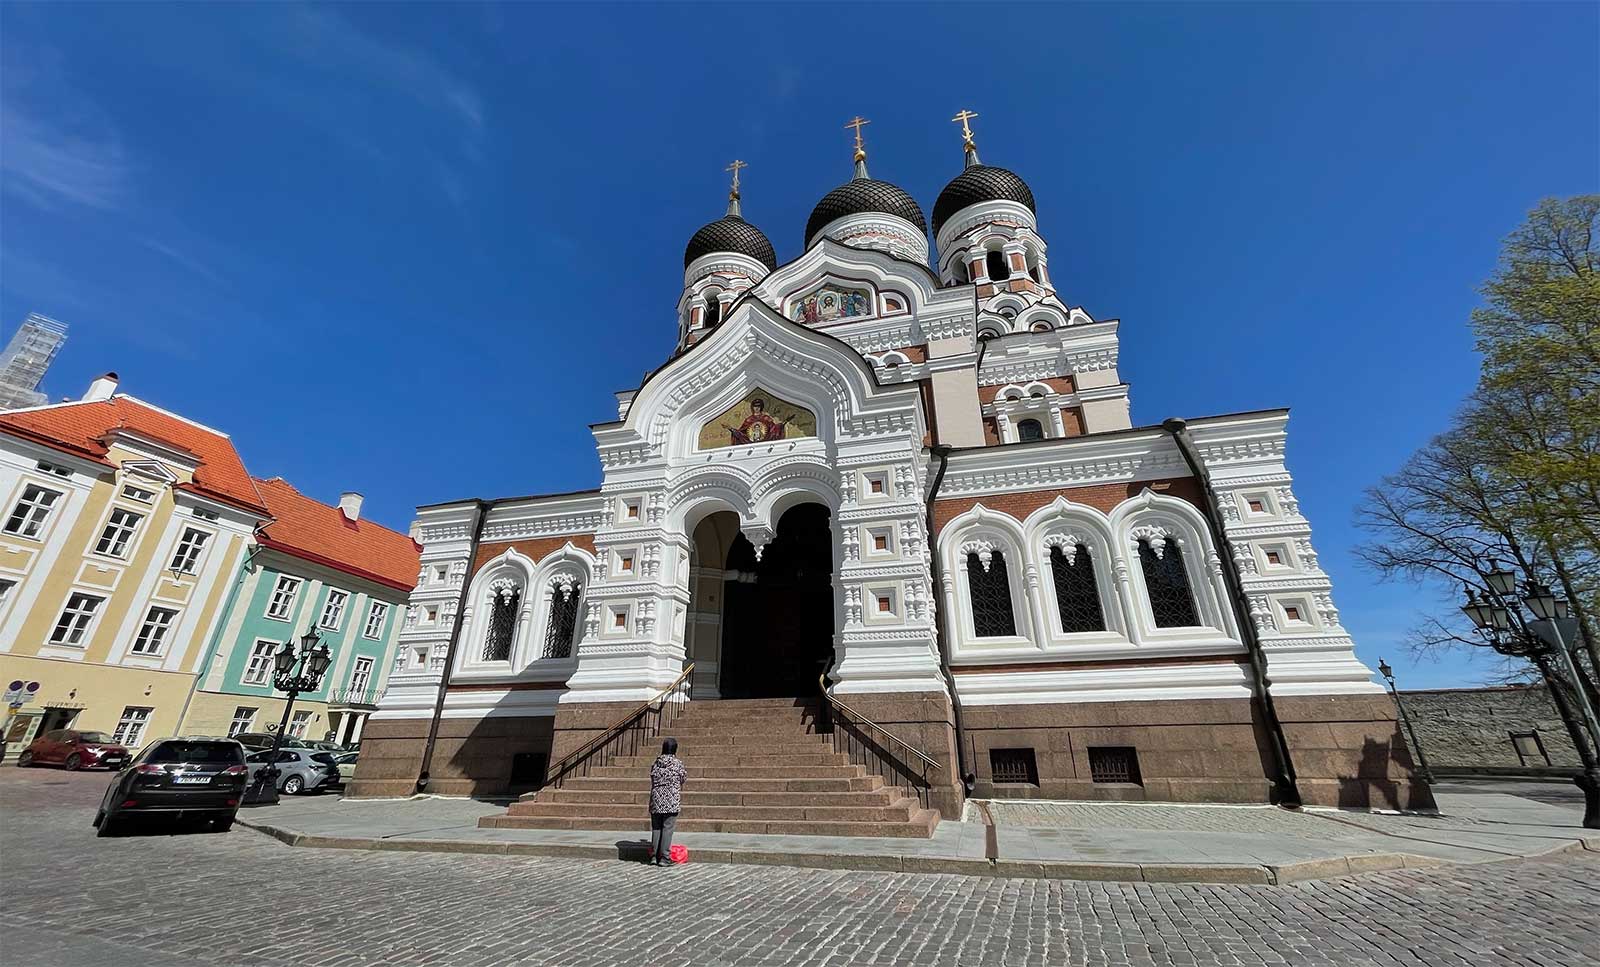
left=541, top=580, right=581, bottom=660
left=967, top=550, right=1017, bottom=638
left=482, top=583, right=521, bottom=661
left=1049, top=544, right=1106, bottom=633
left=1017, top=418, right=1045, bottom=442
left=1138, top=538, right=1201, bottom=628
left=989, top=748, right=1039, bottom=785
left=1088, top=746, right=1141, bottom=784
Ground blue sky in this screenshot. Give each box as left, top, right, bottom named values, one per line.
left=2, top=3, right=1595, bottom=687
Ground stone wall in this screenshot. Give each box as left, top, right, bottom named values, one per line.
left=1398, top=685, right=1582, bottom=769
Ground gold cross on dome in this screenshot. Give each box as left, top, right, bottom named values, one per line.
left=844, top=115, right=871, bottom=155
left=952, top=109, right=979, bottom=147
left=725, top=159, right=746, bottom=195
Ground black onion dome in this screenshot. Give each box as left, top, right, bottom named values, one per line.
left=683, top=215, right=777, bottom=271
left=931, top=164, right=1036, bottom=236
left=805, top=179, right=928, bottom=246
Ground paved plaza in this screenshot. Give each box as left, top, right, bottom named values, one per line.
left=2, top=766, right=1597, bottom=967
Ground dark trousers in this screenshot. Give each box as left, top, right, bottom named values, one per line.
left=650, top=812, right=678, bottom=860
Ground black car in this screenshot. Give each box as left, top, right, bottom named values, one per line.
left=94, top=738, right=248, bottom=836
left=229, top=732, right=309, bottom=753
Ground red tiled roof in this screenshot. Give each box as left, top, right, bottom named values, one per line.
left=254, top=477, right=421, bottom=592
left=0, top=396, right=268, bottom=515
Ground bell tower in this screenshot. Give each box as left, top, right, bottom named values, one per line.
left=678, top=161, right=777, bottom=349
left=933, top=111, right=1052, bottom=297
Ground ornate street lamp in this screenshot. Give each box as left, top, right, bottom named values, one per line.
left=242, top=628, right=333, bottom=806
left=1377, top=658, right=1434, bottom=784
left=1460, top=565, right=1600, bottom=829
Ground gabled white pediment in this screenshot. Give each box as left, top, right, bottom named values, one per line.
left=119, top=459, right=180, bottom=485
left=754, top=238, right=943, bottom=322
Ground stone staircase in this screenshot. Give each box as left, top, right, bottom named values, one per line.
left=478, top=697, right=940, bottom=838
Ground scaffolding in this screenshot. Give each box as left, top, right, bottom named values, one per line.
left=0, top=313, right=69, bottom=411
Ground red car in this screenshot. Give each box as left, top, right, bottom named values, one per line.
left=17, top=729, right=131, bottom=771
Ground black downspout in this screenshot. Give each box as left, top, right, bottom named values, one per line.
left=416, top=498, right=493, bottom=795
left=1162, top=418, right=1303, bottom=809
left=925, top=444, right=975, bottom=794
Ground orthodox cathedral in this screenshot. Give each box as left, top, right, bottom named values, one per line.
left=350, top=116, right=1429, bottom=834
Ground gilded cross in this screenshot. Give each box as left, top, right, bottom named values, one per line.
left=844, top=115, right=871, bottom=154
left=952, top=109, right=979, bottom=147
left=725, top=159, right=746, bottom=195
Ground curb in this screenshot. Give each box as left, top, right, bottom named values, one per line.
left=235, top=817, right=1448, bottom=886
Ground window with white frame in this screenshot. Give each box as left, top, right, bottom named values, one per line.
left=228, top=706, right=257, bottom=736
left=349, top=656, right=374, bottom=697
left=131, top=606, right=179, bottom=655
left=49, top=592, right=105, bottom=645
left=288, top=710, right=313, bottom=737
left=1137, top=536, right=1202, bottom=628
left=169, top=527, right=210, bottom=574
left=965, top=549, right=1018, bottom=638
left=265, top=575, right=300, bottom=620
left=121, top=484, right=157, bottom=503
left=4, top=484, right=63, bottom=538
left=243, top=640, right=277, bottom=684
left=112, top=706, right=152, bottom=747
left=0, top=577, right=15, bottom=609
left=320, top=589, right=349, bottom=630
left=1047, top=542, right=1106, bottom=633
left=541, top=577, right=581, bottom=660
left=482, top=579, right=522, bottom=661
left=95, top=507, right=144, bottom=558
left=363, top=601, right=388, bottom=639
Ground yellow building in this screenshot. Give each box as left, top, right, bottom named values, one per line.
left=0, top=374, right=268, bottom=752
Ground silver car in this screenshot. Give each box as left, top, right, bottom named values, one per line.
left=244, top=749, right=341, bottom=795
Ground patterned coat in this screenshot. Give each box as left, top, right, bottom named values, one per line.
left=649, top=754, right=687, bottom=815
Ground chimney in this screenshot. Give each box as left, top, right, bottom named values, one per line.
left=339, top=492, right=364, bottom=522
left=84, top=372, right=119, bottom=402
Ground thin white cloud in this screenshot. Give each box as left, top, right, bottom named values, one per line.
left=0, top=104, right=127, bottom=211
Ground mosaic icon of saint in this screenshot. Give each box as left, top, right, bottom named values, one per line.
left=724, top=398, right=790, bottom=444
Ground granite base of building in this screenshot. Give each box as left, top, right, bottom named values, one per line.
left=346, top=715, right=553, bottom=799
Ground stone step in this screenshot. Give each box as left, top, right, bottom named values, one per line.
left=607, top=753, right=849, bottom=769
left=584, top=763, right=864, bottom=780
left=536, top=787, right=904, bottom=808
left=645, top=738, right=833, bottom=754
left=677, top=697, right=820, bottom=711
left=506, top=801, right=919, bottom=823
left=478, top=811, right=940, bottom=838
left=551, top=775, right=886, bottom=793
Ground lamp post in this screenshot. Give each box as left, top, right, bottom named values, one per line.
left=1378, top=658, right=1434, bottom=784
left=241, top=628, right=332, bottom=806
left=1461, top=562, right=1600, bottom=829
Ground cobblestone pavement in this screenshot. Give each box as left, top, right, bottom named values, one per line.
left=3, top=766, right=1597, bottom=967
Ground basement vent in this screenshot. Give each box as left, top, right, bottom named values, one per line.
left=989, top=747, right=1039, bottom=785
left=1088, top=746, right=1142, bottom=785
left=510, top=752, right=548, bottom=791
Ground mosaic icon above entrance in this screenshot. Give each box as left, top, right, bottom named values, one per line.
left=789, top=283, right=872, bottom=324
left=698, top=390, right=817, bottom=448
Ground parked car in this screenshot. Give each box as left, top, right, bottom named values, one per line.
left=299, top=739, right=344, bottom=753
left=94, top=738, right=247, bottom=836
left=244, top=749, right=340, bottom=795
left=230, top=732, right=309, bottom=753
left=18, top=729, right=131, bottom=771
left=329, top=751, right=359, bottom=787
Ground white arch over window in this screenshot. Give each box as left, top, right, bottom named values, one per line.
left=1109, top=490, right=1238, bottom=645
left=455, top=547, right=538, bottom=674
left=938, top=504, right=1037, bottom=656
left=1021, top=497, right=1128, bottom=645
left=523, top=542, right=594, bottom=666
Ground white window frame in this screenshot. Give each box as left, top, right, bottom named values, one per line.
left=265, top=575, right=301, bottom=621
left=112, top=706, right=151, bottom=747
left=243, top=639, right=277, bottom=685
left=4, top=483, right=64, bottom=540
left=49, top=592, right=106, bottom=646
left=349, top=656, right=374, bottom=696
left=362, top=601, right=388, bottom=640
left=320, top=589, right=349, bottom=630
left=121, top=484, right=157, bottom=504
left=0, top=577, right=16, bottom=611
left=169, top=526, right=212, bottom=574
left=288, top=710, right=313, bottom=738
left=131, top=606, right=180, bottom=655
left=95, top=506, right=145, bottom=559
left=228, top=706, right=257, bottom=737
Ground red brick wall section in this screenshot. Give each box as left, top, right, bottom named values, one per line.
left=933, top=477, right=1203, bottom=533
left=1060, top=407, right=1085, bottom=437
left=470, top=534, right=596, bottom=579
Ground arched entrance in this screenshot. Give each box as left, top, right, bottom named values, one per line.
left=689, top=503, right=835, bottom=699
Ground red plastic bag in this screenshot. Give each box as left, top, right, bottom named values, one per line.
left=669, top=844, right=689, bottom=864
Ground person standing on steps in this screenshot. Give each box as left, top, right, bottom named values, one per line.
left=649, top=738, right=687, bottom=867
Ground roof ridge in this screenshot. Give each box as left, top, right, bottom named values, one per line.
left=114, top=395, right=232, bottom=438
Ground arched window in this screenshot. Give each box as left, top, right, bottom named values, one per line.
left=482, top=579, right=522, bottom=661
left=1049, top=544, right=1105, bottom=633
left=986, top=250, right=1009, bottom=282
left=952, top=258, right=971, bottom=284
left=1138, top=538, right=1201, bottom=628
left=966, top=550, right=1017, bottom=637
left=703, top=297, right=721, bottom=328
left=541, top=577, right=581, bottom=659
left=977, top=327, right=1002, bottom=342
left=1030, top=321, right=1053, bottom=333
left=1017, top=419, right=1045, bottom=442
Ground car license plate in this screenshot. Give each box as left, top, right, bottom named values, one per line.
left=104, top=759, right=124, bottom=767
left=174, top=776, right=211, bottom=784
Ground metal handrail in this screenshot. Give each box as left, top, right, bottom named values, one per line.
left=542, top=663, right=695, bottom=789
left=818, top=674, right=940, bottom=772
